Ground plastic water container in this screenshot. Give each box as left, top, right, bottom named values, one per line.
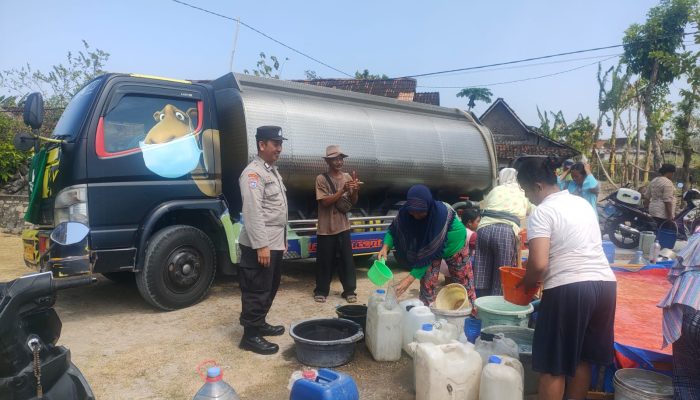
left=474, top=296, right=533, bottom=328
left=288, top=368, right=318, bottom=390
left=481, top=325, right=538, bottom=396
left=365, top=289, right=385, bottom=354
left=464, top=317, right=482, bottom=344
left=366, top=301, right=402, bottom=361
left=602, top=240, right=616, bottom=264
left=409, top=321, right=461, bottom=354
left=193, top=367, right=241, bottom=400
left=401, top=303, right=436, bottom=353
left=414, top=342, right=482, bottom=400
left=479, top=355, right=524, bottom=400
left=649, top=240, right=661, bottom=263
left=290, top=368, right=359, bottom=400
left=474, top=332, right=520, bottom=366
left=639, top=231, right=656, bottom=257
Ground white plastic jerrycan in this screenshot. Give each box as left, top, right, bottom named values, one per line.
left=402, top=303, right=436, bottom=354
left=474, top=332, right=519, bottom=367
left=414, top=342, right=482, bottom=400
left=478, top=355, right=524, bottom=400
left=365, top=289, right=386, bottom=354
left=366, top=300, right=402, bottom=361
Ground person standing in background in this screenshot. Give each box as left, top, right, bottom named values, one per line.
left=474, top=168, right=530, bottom=296
left=645, top=164, right=677, bottom=226
left=313, top=145, right=360, bottom=303
left=237, top=126, right=288, bottom=355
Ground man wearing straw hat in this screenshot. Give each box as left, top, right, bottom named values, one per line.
left=313, top=145, right=361, bottom=303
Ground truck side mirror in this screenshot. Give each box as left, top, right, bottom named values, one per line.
left=23, top=92, right=44, bottom=130
left=13, top=132, right=36, bottom=152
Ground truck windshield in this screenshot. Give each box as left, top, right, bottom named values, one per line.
left=52, top=77, right=104, bottom=139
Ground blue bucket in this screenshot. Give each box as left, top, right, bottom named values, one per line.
left=657, top=223, right=677, bottom=250
left=601, top=240, right=615, bottom=264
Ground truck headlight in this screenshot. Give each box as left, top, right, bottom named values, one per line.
left=54, top=184, right=88, bottom=225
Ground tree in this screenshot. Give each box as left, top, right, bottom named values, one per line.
left=537, top=107, right=567, bottom=142
left=243, top=52, right=288, bottom=79
left=0, top=40, right=110, bottom=108
left=304, top=70, right=321, bottom=80
left=354, top=69, right=388, bottom=80
left=592, top=63, right=614, bottom=162
left=565, top=115, right=598, bottom=155
left=622, top=0, right=697, bottom=170
left=673, top=90, right=699, bottom=189
left=456, top=87, right=493, bottom=111
left=601, top=63, right=632, bottom=179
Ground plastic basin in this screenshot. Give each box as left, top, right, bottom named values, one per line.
left=434, top=283, right=468, bottom=310
left=289, top=318, right=364, bottom=367
left=335, top=305, right=367, bottom=332
left=474, top=296, right=533, bottom=329
left=499, top=267, right=539, bottom=306
left=367, top=260, right=392, bottom=286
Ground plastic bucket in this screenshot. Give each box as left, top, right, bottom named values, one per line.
left=367, top=260, right=392, bottom=286
left=499, top=267, right=538, bottom=306
left=481, top=325, right=538, bottom=396
left=613, top=368, right=672, bottom=399
left=475, top=296, right=533, bottom=329
left=656, top=223, right=677, bottom=250
left=602, top=240, right=616, bottom=264
left=336, top=305, right=368, bottom=332
left=434, top=283, right=468, bottom=310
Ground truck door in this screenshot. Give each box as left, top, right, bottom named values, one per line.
left=86, top=80, right=214, bottom=272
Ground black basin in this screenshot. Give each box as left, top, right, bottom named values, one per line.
left=289, top=318, right=364, bottom=367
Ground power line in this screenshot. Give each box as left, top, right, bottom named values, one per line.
left=170, top=0, right=353, bottom=77
left=399, top=31, right=699, bottom=79
left=418, top=56, right=620, bottom=89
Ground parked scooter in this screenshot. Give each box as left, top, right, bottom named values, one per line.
left=599, top=187, right=700, bottom=249
left=0, top=222, right=95, bottom=399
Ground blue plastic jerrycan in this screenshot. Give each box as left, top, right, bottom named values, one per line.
left=290, top=368, right=359, bottom=400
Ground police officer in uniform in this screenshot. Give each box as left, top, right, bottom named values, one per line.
left=238, top=125, right=288, bottom=355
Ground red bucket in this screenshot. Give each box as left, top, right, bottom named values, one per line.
left=499, top=267, right=539, bottom=306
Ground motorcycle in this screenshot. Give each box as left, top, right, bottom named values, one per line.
left=598, top=187, right=700, bottom=249
left=0, top=222, right=96, bottom=399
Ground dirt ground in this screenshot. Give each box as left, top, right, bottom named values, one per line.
left=0, top=233, right=421, bottom=399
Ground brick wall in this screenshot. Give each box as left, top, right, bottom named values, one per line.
left=0, top=195, right=30, bottom=235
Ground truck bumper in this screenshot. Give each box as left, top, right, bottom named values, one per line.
left=22, top=228, right=93, bottom=277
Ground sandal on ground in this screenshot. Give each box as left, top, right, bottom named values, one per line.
left=344, top=294, right=358, bottom=303
left=314, top=295, right=327, bottom=303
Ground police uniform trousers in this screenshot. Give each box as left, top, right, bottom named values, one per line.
left=239, top=244, right=283, bottom=328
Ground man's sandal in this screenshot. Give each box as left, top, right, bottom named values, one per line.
left=314, top=295, right=327, bottom=303
left=344, top=294, right=358, bottom=303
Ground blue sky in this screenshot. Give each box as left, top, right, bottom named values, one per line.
left=0, top=0, right=687, bottom=137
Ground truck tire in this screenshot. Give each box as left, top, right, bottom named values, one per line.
left=136, top=225, right=216, bottom=310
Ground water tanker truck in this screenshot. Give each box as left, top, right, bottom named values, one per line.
left=16, top=72, right=497, bottom=310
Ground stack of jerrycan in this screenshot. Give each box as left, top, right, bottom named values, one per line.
left=414, top=341, right=482, bottom=400
left=478, top=355, right=524, bottom=400
left=366, top=288, right=402, bottom=361
left=399, top=298, right=436, bottom=354
left=289, top=369, right=359, bottom=400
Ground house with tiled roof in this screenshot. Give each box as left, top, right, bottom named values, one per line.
left=295, top=78, right=440, bottom=106
left=480, top=98, right=579, bottom=168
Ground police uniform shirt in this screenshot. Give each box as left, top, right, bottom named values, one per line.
left=238, top=155, right=288, bottom=251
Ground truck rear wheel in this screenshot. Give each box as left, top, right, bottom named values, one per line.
left=136, top=225, right=216, bottom=310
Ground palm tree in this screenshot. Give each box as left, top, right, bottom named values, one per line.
left=456, top=87, right=493, bottom=111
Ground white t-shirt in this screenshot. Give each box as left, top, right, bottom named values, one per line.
left=527, top=190, right=616, bottom=290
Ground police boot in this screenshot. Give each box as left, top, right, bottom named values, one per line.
left=239, top=327, right=279, bottom=355
left=258, top=322, right=285, bottom=336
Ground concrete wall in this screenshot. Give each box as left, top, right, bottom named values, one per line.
left=0, top=195, right=30, bottom=235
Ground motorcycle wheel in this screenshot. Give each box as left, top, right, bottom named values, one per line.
left=606, top=216, right=640, bottom=250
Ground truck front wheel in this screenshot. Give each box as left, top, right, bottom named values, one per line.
left=136, top=225, right=216, bottom=310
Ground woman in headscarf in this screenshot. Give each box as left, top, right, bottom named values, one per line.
left=474, top=168, right=531, bottom=296
left=376, top=185, right=476, bottom=307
